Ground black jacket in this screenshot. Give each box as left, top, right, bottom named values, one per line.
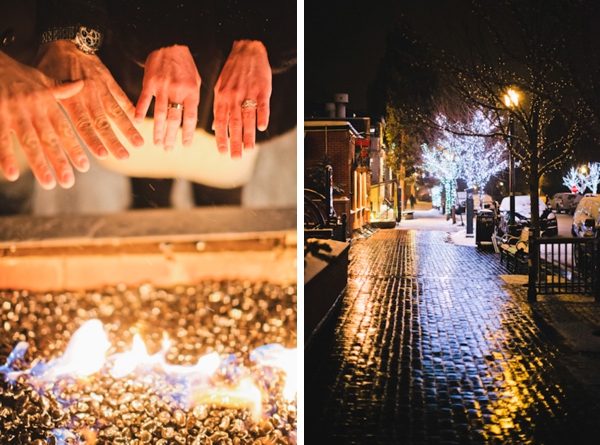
left=3, top=0, right=297, bottom=138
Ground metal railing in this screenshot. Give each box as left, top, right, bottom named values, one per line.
left=527, top=236, right=600, bottom=301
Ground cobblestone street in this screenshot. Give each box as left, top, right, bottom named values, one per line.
left=305, top=229, right=600, bottom=444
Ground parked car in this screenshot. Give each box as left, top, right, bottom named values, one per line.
left=571, top=194, right=600, bottom=238
left=496, top=195, right=558, bottom=237
left=568, top=193, right=584, bottom=215
left=548, top=192, right=578, bottom=213
left=456, top=191, right=495, bottom=212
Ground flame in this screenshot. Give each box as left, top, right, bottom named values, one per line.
left=40, top=319, right=110, bottom=380
left=251, top=344, right=297, bottom=400
left=110, top=334, right=151, bottom=378
left=0, top=319, right=296, bottom=425
left=191, top=377, right=263, bottom=421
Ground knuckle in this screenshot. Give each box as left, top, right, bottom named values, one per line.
left=20, top=132, right=40, bottom=152
left=31, top=158, right=49, bottom=174
left=107, top=102, right=127, bottom=120
left=41, top=132, right=60, bottom=150
left=52, top=159, right=70, bottom=173
left=94, top=116, right=112, bottom=133
left=75, top=114, right=94, bottom=134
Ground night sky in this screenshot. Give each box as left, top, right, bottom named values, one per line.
left=304, top=0, right=460, bottom=115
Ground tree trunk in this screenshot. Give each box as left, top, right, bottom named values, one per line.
left=529, top=146, right=540, bottom=239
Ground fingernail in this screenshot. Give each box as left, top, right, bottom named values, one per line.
left=62, top=171, right=74, bottom=187
left=79, top=157, right=90, bottom=171
left=97, top=147, right=108, bottom=158
left=183, top=139, right=191, bottom=147
left=165, top=145, right=174, bottom=152
left=154, top=139, right=163, bottom=147
left=44, top=173, right=56, bottom=189
left=218, top=144, right=228, bottom=154
left=258, top=124, right=267, bottom=131
left=6, top=166, right=18, bottom=180
left=118, top=149, right=130, bottom=160
left=133, top=134, right=144, bottom=147
left=231, top=152, right=242, bottom=159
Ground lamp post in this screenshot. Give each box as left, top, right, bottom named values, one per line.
left=504, top=89, right=519, bottom=234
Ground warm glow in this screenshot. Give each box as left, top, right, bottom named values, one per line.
left=110, top=334, right=151, bottom=378
left=251, top=344, right=298, bottom=401
left=1, top=319, right=296, bottom=423
left=44, top=319, right=110, bottom=379
left=191, top=377, right=263, bottom=421
left=504, top=88, right=519, bottom=107
left=162, top=350, right=221, bottom=376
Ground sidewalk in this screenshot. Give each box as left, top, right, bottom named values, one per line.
left=305, top=223, right=600, bottom=444
left=397, top=201, right=479, bottom=247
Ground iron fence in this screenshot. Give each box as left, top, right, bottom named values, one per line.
left=527, top=236, right=600, bottom=301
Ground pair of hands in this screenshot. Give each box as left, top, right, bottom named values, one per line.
left=140, top=40, right=272, bottom=157
left=0, top=40, right=271, bottom=189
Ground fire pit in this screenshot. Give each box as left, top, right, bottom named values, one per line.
left=0, top=208, right=297, bottom=445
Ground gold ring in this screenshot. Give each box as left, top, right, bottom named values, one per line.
left=169, top=103, right=183, bottom=109
left=241, top=99, right=257, bottom=108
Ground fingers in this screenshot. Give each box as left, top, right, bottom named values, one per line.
left=0, top=117, right=19, bottom=182
left=135, top=86, right=154, bottom=123
left=256, top=90, right=270, bottom=132
left=105, top=75, right=137, bottom=122
left=229, top=108, right=243, bottom=158
left=213, top=99, right=263, bottom=157
left=67, top=98, right=109, bottom=159
left=164, top=104, right=183, bottom=151
left=241, top=105, right=257, bottom=152
left=86, top=96, right=130, bottom=160
left=47, top=106, right=90, bottom=173
left=100, top=87, right=144, bottom=148
left=153, top=95, right=168, bottom=147
left=182, top=96, right=199, bottom=147
left=213, top=100, right=229, bottom=155
left=15, top=118, right=57, bottom=190
left=32, top=118, right=75, bottom=188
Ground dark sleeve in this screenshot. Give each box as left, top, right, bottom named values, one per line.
left=214, top=0, right=297, bottom=73
left=106, top=0, right=296, bottom=73
left=35, top=0, right=109, bottom=37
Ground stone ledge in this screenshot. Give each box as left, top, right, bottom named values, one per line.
left=304, top=238, right=350, bottom=344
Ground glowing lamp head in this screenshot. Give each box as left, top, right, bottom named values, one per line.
left=504, top=89, right=519, bottom=108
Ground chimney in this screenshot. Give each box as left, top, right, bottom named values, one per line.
left=333, top=93, right=349, bottom=118
left=325, top=102, right=336, bottom=118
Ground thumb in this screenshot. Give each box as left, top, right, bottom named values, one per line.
left=45, top=79, right=84, bottom=100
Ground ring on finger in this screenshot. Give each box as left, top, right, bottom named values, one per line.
left=241, top=99, right=257, bottom=108
left=169, top=103, right=183, bottom=109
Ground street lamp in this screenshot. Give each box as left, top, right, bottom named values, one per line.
left=504, top=88, right=519, bottom=233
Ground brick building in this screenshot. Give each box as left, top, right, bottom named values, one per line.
left=305, top=118, right=371, bottom=238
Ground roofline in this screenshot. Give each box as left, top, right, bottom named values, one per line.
left=304, top=120, right=362, bottom=137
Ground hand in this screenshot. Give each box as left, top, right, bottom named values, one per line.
left=213, top=40, right=272, bottom=158
left=136, top=45, right=201, bottom=151
left=34, top=41, right=144, bottom=162
left=0, top=51, right=88, bottom=189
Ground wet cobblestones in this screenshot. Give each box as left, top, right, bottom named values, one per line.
left=305, top=230, right=600, bottom=444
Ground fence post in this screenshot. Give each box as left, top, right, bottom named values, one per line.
left=596, top=238, right=600, bottom=302
left=528, top=235, right=537, bottom=302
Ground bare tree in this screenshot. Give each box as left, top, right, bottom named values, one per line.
left=422, top=0, right=586, bottom=237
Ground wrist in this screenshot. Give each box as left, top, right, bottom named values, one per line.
left=40, top=26, right=103, bottom=55
left=231, top=40, right=267, bottom=55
